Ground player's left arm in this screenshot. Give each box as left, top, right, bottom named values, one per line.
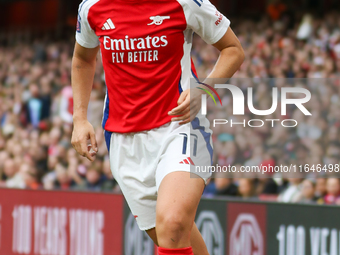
left=169, top=27, right=245, bottom=124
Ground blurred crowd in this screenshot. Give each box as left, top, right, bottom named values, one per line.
left=1, top=6, right=340, bottom=205
left=194, top=9, right=340, bottom=205
left=0, top=34, right=117, bottom=192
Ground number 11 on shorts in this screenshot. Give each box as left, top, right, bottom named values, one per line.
left=180, top=133, right=198, bottom=156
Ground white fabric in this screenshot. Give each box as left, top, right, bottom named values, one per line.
left=177, top=0, right=230, bottom=45
left=76, top=0, right=100, bottom=48
left=108, top=119, right=212, bottom=230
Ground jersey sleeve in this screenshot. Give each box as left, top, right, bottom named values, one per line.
left=75, top=1, right=100, bottom=48
left=180, top=0, right=230, bottom=45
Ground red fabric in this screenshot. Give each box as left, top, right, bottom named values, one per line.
left=88, top=0, right=187, bottom=133
left=158, top=247, right=193, bottom=255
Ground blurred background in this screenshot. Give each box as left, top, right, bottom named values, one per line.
left=1, top=0, right=340, bottom=254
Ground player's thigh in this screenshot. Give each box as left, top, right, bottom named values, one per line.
left=156, top=171, right=205, bottom=228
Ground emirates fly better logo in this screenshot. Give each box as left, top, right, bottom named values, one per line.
left=197, top=81, right=312, bottom=128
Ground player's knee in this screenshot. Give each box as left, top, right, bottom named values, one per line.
left=157, top=211, right=190, bottom=235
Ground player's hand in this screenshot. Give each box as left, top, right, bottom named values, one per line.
left=168, top=89, right=203, bottom=125
left=71, top=119, right=98, bottom=161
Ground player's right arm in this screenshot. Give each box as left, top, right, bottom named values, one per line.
left=72, top=1, right=101, bottom=161
left=71, top=43, right=99, bottom=162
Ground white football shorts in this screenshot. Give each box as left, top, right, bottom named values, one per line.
left=104, top=116, right=213, bottom=230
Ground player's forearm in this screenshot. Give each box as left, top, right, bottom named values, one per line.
left=71, top=55, right=96, bottom=122
left=208, top=45, right=245, bottom=80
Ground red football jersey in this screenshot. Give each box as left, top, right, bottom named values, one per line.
left=76, top=0, right=230, bottom=133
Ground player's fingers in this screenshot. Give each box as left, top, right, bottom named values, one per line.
left=80, top=140, right=94, bottom=162
left=188, top=104, right=200, bottom=120
left=176, top=92, right=201, bottom=115
left=89, top=132, right=98, bottom=152
left=181, top=107, right=199, bottom=124
left=71, top=136, right=83, bottom=155
left=171, top=104, right=191, bottom=117
left=171, top=110, right=190, bottom=122
left=176, top=119, right=191, bottom=125
left=87, top=144, right=97, bottom=158
left=190, top=108, right=199, bottom=120
left=177, top=90, right=189, bottom=105
left=171, top=105, right=190, bottom=120
left=169, top=98, right=190, bottom=115
left=179, top=116, right=191, bottom=125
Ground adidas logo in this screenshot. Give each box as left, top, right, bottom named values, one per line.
left=179, top=157, right=195, bottom=165
left=102, top=19, right=115, bottom=30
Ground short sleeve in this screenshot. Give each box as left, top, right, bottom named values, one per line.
left=180, top=0, right=230, bottom=45
left=76, top=1, right=100, bottom=48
